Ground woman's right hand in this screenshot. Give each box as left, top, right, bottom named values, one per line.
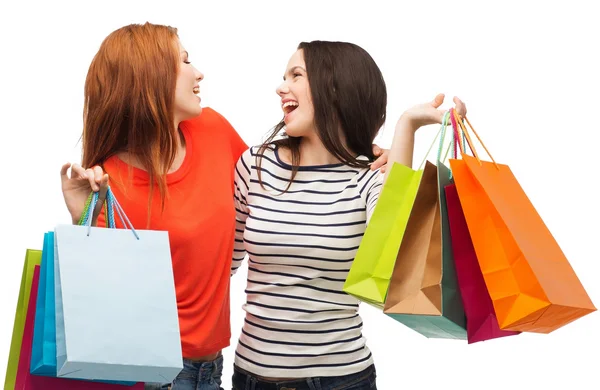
left=60, top=163, right=109, bottom=225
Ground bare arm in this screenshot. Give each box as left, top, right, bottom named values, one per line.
left=383, top=94, right=466, bottom=182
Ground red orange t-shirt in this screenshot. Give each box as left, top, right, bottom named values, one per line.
left=98, top=108, right=247, bottom=357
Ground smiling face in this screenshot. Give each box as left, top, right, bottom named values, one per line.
left=173, top=40, right=204, bottom=123
left=276, top=49, right=315, bottom=138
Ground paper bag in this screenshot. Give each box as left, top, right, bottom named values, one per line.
left=445, top=184, right=520, bottom=343
left=53, top=190, right=183, bottom=382
left=383, top=161, right=467, bottom=339
left=344, top=163, right=423, bottom=308
left=3, top=250, right=42, bottom=390
left=449, top=112, right=596, bottom=332
left=16, top=265, right=144, bottom=389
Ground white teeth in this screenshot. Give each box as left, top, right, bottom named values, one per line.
left=282, top=101, right=298, bottom=108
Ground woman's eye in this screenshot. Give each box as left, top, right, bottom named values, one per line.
left=184, top=60, right=191, bottom=64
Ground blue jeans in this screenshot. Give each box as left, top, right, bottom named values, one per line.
left=145, top=355, right=224, bottom=390
left=231, top=364, right=377, bottom=390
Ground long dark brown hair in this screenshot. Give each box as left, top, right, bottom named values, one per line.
left=81, top=22, right=180, bottom=214
left=256, top=40, right=387, bottom=192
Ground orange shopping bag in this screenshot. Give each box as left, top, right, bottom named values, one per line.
left=448, top=109, right=596, bottom=333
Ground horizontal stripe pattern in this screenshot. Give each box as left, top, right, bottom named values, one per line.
left=232, top=146, right=383, bottom=378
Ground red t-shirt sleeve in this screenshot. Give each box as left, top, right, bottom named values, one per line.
left=210, top=109, right=248, bottom=164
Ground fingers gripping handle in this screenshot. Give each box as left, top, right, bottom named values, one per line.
left=82, top=187, right=140, bottom=240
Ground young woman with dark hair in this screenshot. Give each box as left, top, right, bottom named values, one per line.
left=231, top=40, right=466, bottom=390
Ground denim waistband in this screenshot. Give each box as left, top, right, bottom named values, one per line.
left=232, top=364, right=376, bottom=390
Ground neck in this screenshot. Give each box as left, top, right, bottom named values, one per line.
left=297, top=135, right=340, bottom=165
left=174, top=119, right=183, bottom=147
left=170, top=125, right=186, bottom=173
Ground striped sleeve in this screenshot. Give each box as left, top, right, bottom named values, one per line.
left=231, top=149, right=252, bottom=275
left=362, top=169, right=384, bottom=225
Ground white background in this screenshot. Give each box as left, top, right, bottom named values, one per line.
left=1, top=1, right=599, bottom=389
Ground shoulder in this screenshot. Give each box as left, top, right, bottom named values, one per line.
left=183, top=107, right=248, bottom=163
left=359, top=165, right=383, bottom=183
left=236, top=144, right=278, bottom=173
left=244, top=144, right=280, bottom=167
left=180, top=107, right=245, bottom=149
left=101, top=155, right=128, bottom=177
left=181, top=107, right=232, bottom=132
left=354, top=160, right=383, bottom=193
left=238, top=144, right=267, bottom=166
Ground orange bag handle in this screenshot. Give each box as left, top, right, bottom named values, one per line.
left=451, top=108, right=499, bottom=169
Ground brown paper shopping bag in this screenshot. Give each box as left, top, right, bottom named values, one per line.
left=383, top=114, right=467, bottom=339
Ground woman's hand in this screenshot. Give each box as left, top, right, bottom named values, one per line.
left=383, top=94, right=468, bottom=179
left=60, top=163, right=109, bottom=225
left=370, top=144, right=390, bottom=173
left=400, top=93, right=467, bottom=130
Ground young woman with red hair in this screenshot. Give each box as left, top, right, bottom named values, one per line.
left=60, top=22, right=245, bottom=390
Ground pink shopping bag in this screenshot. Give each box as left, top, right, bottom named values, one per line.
left=445, top=184, right=520, bottom=343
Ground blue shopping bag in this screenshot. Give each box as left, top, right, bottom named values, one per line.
left=30, top=231, right=56, bottom=376
left=53, top=189, right=183, bottom=383
left=31, top=202, right=113, bottom=376
left=31, top=229, right=137, bottom=386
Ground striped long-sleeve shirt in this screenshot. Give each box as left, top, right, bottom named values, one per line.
left=231, top=145, right=383, bottom=378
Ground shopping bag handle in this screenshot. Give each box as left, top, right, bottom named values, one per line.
left=450, top=108, right=499, bottom=169
left=450, top=108, right=478, bottom=160
left=438, top=110, right=468, bottom=164
left=83, top=188, right=140, bottom=240
left=417, top=111, right=451, bottom=170
left=417, top=110, right=465, bottom=171
left=78, top=191, right=115, bottom=228
left=78, top=192, right=111, bottom=228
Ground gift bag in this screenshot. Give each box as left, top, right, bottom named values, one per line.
left=15, top=265, right=41, bottom=389
left=30, top=230, right=135, bottom=386
left=445, top=183, right=520, bottom=343
left=343, top=162, right=423, bottom=308
left=383, top=113, right=467, bottom=339
left=449, top=110, right=596, bottom=332
left=4, top=250, right=42, bottom=390
left=30, top=232, right=56, bottom=376
left=53, top=189, right=183, bottom=383
left=16, top=263, right=144, bottom=389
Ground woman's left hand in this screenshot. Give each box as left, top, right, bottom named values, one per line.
left=400, top=93, right=467, bottom=130
left=370, top=144, right=389, bottom=172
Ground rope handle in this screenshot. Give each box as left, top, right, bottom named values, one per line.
left=450, top=108, right=499, bottom=169
left=79, top=187, right=140, bottom=240
left=77, top=192, right=111, bottom=228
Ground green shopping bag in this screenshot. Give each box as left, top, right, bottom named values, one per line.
left=383, top=112, right=467, bottom=339
left=342, top=127, right=451, bottom=308
left=4, top=249, right=43, bottom=390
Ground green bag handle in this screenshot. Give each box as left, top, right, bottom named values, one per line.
left=417, top=110, right=458, bottom=169
left=76, top=192, right=110, bottom=227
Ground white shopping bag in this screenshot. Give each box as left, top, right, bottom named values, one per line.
left=54, top=190, right=183, bottom=383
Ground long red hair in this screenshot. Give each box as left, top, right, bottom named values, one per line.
left=82, top=22, right=180, bottom=214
